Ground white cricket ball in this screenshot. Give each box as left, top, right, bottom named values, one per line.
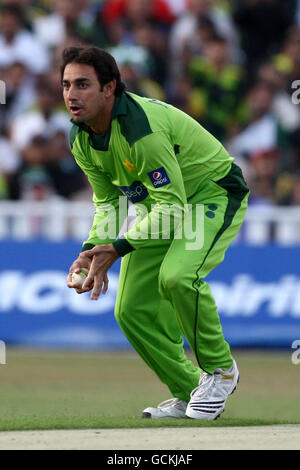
left=71, top=268, right=88, bottom=288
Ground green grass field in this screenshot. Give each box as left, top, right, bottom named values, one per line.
left=0, top=348, right=299, bottom=431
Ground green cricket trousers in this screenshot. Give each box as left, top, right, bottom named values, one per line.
left=114, top=164, right=249, bottom=402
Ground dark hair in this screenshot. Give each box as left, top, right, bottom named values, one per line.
left=197, top=15, right=215, bottom=31
left=1, top=3, right=25, bottom=24
left=61, top=46, right=126, bottom=96
left=206, top=33, right=227, bottom=46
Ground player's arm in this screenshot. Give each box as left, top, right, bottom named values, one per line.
left=68, top=140, right=121, bottom=298
left=73, top=147, right=124, bottom=251
left=113, top=131, right=188, bottom=256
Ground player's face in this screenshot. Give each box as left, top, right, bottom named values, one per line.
left=62, top=63, right=107, bottom=124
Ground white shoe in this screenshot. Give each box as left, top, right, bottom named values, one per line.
left=142, top=398, right=187, bottom=419
left=185, top=360, right=239, bottom=420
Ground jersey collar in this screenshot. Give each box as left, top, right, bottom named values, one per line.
left=70, top=92, right=128, bottom=150
left=111, top=92, right=128, bottom=118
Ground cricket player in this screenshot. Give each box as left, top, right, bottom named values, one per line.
left=63, top=46, right=249, bottom=420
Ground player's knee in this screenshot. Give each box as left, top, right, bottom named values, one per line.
left=114, top=298, right=130, bottom=325
left=114, top=292, right=143, bottom=326
left=158, top=264, right=182, bottom=298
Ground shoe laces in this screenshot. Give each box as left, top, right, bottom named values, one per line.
left=190, top=371, right=216, bottom=399
left=158, top=398, right=184, bottom=410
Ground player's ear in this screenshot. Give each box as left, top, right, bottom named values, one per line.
left=103, top=79, right=116, bottom=98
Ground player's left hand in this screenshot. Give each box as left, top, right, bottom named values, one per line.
left=79, top=244, right=119, bottom=300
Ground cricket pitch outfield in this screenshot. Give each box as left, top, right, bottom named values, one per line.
left=0, top=349, right=299, bottom=450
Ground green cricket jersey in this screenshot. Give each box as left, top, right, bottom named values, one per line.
left=69, top=91, right=234, bottom=255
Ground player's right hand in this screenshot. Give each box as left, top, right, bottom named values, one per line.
left=67, top=257, right=92, bottom=294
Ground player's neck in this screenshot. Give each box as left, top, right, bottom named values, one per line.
left=88, top=97, right=115, bottom=136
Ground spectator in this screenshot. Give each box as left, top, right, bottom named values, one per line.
left=178, top=15, right=218, bottom=70
left=132, top=21, right=169, bottom=85
left=228, top=81, right=285, bottom=159
left=0, top=134, right=20, bottom=174
left=273, top=26, right=300, bottom=91
left=101, top=0, right=175, bottom=31
left=257, top=61, right=300, bottom=175
left=0, top=61, right=36, bottom=133
left=108, top=15, right=167, bottom=96
left=7, top=135, right=62, bottom=237
left=9, top=78, right=71, bottom=151
left=247, top=149, right=279, bottom=206
left=228, top=81, right=292, bottom=205
left=9, top=135, right=54, bottom=200
left=187, top=34, right=246, bottom=141
left=45, top=131, right=87, bottom=199
left=33, top=0, right=102, bottom=49
left=232, top=0, right=297, bottom=77
left=169, top=0, right=242, bottom=67
left=109, top=42, right=152, bottom=81
left=257, top=62, right=300, bottom=134
left=99, top=1, right=175, bottom=85
left=117, top=59, right=165, bottom=100
left=167, top=75, right=193, bottom=113
left=0, top=135, right=20, bottom=198
left=0, top=3, right=50, bottom=74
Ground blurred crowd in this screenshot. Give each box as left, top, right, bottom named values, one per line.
left=1, top=0, right=300, bottom=208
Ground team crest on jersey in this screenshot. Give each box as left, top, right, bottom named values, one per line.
left=123, top=159, right=136, bottom=171
left=148, top=167, right=170, bottom=188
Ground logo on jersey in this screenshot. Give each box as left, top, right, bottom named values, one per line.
left=118, top=181, right=148, bottom=203
left=123, top=159, right=136, bottom=172
left=148, top=167, right=170, bottom=188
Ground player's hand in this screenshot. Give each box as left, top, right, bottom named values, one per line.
left=79, top=244, right=119, bottom=300
left=67, top=256, right=92, bottom=294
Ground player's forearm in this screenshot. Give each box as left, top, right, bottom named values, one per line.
left=81, top=199, right=124, bottom=251
left=114, top=203, right=186, bottom=256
